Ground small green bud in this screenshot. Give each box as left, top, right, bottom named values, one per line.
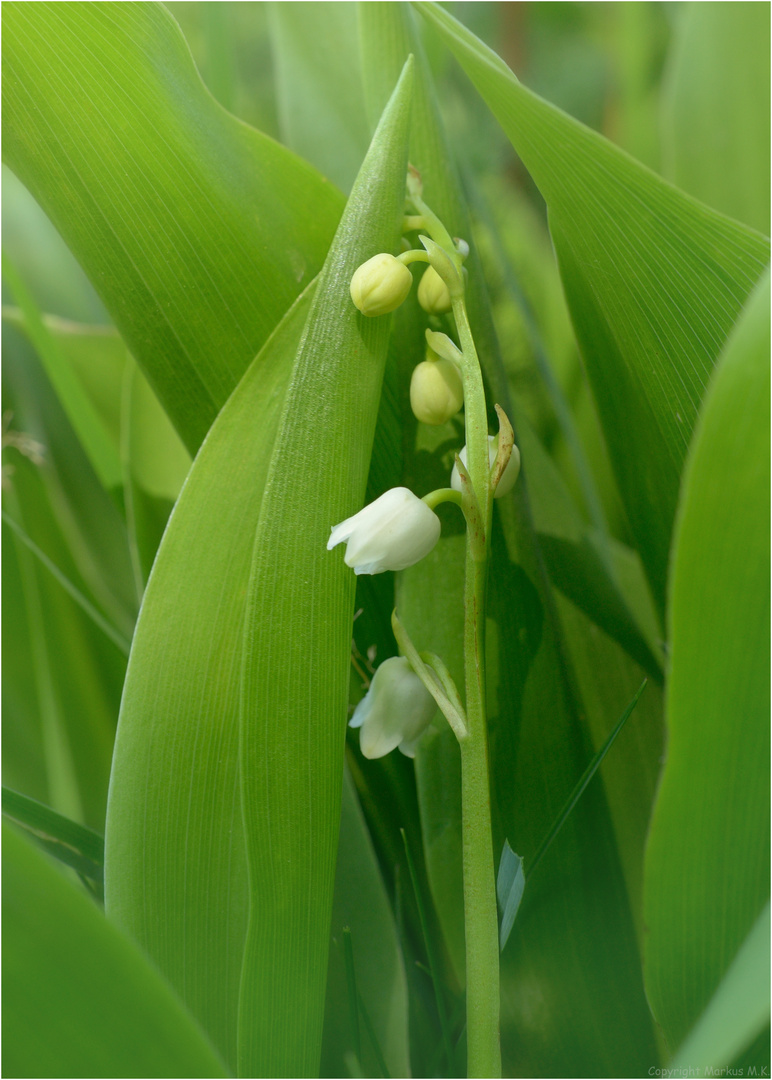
left=410, top=357, right=464, bottom=425
left=350, top=254, right=412, bottom=316
left=417, top=265, right=452, bottom=315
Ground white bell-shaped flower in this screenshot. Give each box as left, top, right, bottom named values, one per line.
left=450, top=435, right=521, bottom=499
left=350, top=656, right=437, bottom=758
left=328, top=487, right=441, bottom=575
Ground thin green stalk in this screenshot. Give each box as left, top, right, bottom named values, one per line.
left=406, top=184, right=502, bottom=1075
left=459, top=548, right=501, bottom=1078
left=453, top=294, right=501, bottom=1077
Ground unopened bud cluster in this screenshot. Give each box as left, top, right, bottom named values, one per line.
left=330, top=175, right=523, bottom=760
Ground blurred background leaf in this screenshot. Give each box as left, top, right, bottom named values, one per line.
left=661, top=1, right=770, bottom=235
left=267, top=1, right=371, bottom=194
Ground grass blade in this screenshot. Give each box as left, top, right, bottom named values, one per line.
left=527, top=679, right=648, bottom=880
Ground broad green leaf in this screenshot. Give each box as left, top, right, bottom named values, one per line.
left=3, top=824, right=227, bottom=1079
left=268, top=2, right=371, bottom=194
left=2, top=786, right=104, bottom=888
left=414, top=0, right=769, bottom=614
left=671, top=903, right=770, bottom=1073
left=644, top=269, right=770, bottom=1050
left=360, top=6, right=658, bottom=1075
left=105, top=286, right=314, bottom=1072
left=3, top=1, right=344, bottom=453
left=105, top=64, right=413, bottom=1077
left=322, top=770, right=409, bottom=1080
left=237, top=59, right=413, bottom=1079
left=661, top=2, right=770, bottom=235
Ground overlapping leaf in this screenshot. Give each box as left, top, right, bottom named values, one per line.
left=236, top=60, right=413, bottom=1079
left=3, top=1, right=344, bottom=453
left=105, top=287, right=312, bottom=1071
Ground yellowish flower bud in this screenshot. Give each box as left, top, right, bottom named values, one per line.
left=410, top=358, right=464, bottom=425
left=350, top=254, right=413, bottom=317
left=417, top=265, right=452, bottom=315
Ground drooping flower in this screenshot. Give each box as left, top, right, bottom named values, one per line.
left=409, top=356, right=464, bottom=426
left=350, top=656, right=437, bottom=758
left=450, top=435, right=521, bottom=498
left=349, top=253, right=413, bottom=316
left=327, top=487, right=441, bottom=575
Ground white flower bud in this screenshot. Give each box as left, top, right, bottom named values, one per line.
left=417, top=265, right=452, bottom=315
left=450, top=436, right=521, bottom=498
left=327, top=487, right=441, bottom=575
left=350, top=254, right=413, bottom=317
left=410, top=358, right=464, bottom=425
left=350, top=656, right=436, bottom=758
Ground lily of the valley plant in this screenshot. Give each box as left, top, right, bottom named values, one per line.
left=3, top=4, right=768, bottom=1080
left=330, top=169, right=519, bottom=1073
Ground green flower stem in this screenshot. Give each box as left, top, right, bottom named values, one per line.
left=396, top=248, right=431, bottom=267
left=406, top=183, right=500, bottom=1074
left=452, top=291, right=501, bottom=1077
left=421, top=487, right=463, bottom=511
left=460, top=551, right=500, bottom=1078
left=408, top=192, right=459, bottom=267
